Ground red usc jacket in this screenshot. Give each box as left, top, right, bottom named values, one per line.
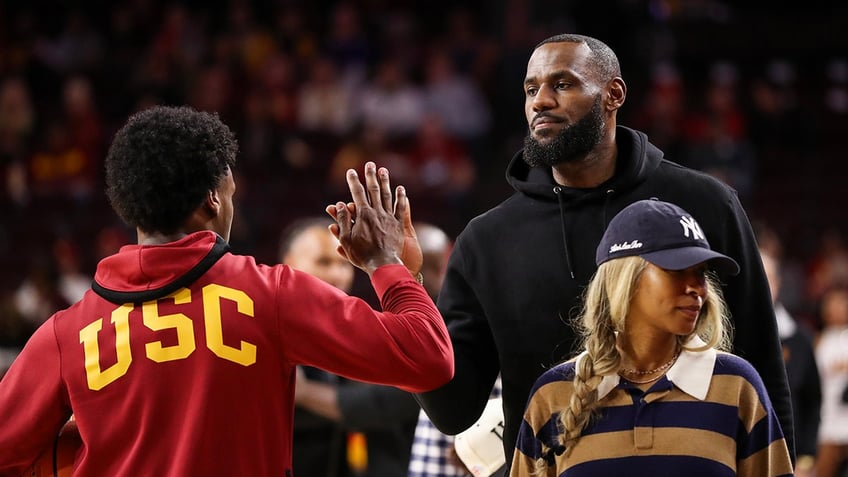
left=0, top=231, right=453, bottom=476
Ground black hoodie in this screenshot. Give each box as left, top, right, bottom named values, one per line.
left=417, top=126, right=793, bottom=468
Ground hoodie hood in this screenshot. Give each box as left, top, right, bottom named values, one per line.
left=93, top=230, right=230, bottom=303
left=505, top=126, right=663, bottom=202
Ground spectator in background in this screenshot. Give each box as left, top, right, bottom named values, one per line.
left=62, top=76, right=104, bottom=179
left=0, top=77, right=35, bottom=208
left=28, top=119, right=97, bottom=204
left=421, top=49, right=492, bottom=163
left=324, top=1, right=374, bottom=90
left=12, top=254, right=70, bottom=327
left=32, top=10, right=104, bottom=75
left=272, top=5, right=319, bottom=63
left=0, top=293, right=37, bottom=378
left=328, top=121, right=411, bottom=199
left=297, top=54, right=356, bottom=137
left=281, top=216, right=353, bottom=477
left=628, top=61, right=687, bottom=162
left=258, top=52, right=300, bottom=131
left=814, top=285, right=848, bottom=477
left=761, top=246, right=821, bottom=477
left=747, top=60, right=818, bottom=167
left=806, top=229, right=848, bottom=310
left=755, top=222, right=807, bottom=322
left=414, top=223, right=452, bottom=301
left=281, top=216, right=422, bottom=477
left=355, top=57, right=425, bottom=140
left=52, top=237, right=91, bottom=306
left=682, top=63, right=757, bottom=201
left=404, top=114, right=476, bottom=226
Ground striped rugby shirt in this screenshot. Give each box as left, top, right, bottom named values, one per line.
left=512, top=337, right=793, bottom=477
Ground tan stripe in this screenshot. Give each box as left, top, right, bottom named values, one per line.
left=603, top=389, right=637, bottom=407
left=510, top=450, right=549, bottom=477
left=704, top=375, right=767, bottom=432
left=563, top=428, right=736, bottom=469
left=736, top=439, right=793, bottom=477
left=526, top=380, right=573, bottom=429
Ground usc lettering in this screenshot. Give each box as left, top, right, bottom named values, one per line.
left=79, top=285, right=256, bottom=391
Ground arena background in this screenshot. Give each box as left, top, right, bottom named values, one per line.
left=1, top=0, right=847, bottom=354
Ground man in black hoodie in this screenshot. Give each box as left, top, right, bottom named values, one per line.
left=415, top=33, right=794, bottom=471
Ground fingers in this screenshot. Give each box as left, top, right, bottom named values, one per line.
left=334, top=201, right=352, bottom=238
left=364, top=161, right=382, bottom=210
left=395, top=185, right=411, bottom=224
left=346, top=168, right=368, bottom=210
left=325, top=204, right=338, bottom=220
left=335, top=243, right=349, bottom=261
left=327, top=222, right=340, bottom=240
left=378, top=167, right=392, bottom=212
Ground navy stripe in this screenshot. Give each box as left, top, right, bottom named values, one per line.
left=516, top=415, right=562, bottom=459
left=587, top=401, right=738, bottom=437
left=738, top=412, right=785, bottom=459
left=533, top=362, right=575, bottom=390
left=564, top=455, right=736, bottom=477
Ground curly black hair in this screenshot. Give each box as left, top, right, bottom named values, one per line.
left=105, top=106, right=238, bottom=234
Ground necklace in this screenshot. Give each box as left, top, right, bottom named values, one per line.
left=619, top=350, right=681, bottom=376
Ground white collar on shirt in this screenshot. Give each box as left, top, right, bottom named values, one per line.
left=582, top=335, right=717, bottom=401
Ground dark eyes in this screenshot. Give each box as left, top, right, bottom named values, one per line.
left=525, top=81, right=570, bottom=97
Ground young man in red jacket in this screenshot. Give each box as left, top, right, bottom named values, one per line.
left=0, top=105, right=453, bottom=476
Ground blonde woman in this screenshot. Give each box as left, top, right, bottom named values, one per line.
left=510, top=199, right=792, bottom=477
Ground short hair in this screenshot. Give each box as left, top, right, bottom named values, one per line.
left=105, top=106, right=238, bottom=234
left=535, top=34, right=621, bottom=81
left=278, top=216, right=334, bottom=259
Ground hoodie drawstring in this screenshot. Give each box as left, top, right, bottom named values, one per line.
left=554, top=186, right=575, bottom=279
left=602, top=189, right=615, bottom=228
left=554, top=187, right=617, bottom=280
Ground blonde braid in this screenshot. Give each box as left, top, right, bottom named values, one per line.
left=557, top=258, right=645, bottom=463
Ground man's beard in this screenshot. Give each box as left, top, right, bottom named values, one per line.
left=522, top=95, right=605, bottom=168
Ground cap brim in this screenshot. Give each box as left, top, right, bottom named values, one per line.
left=641, top=247, right=740, bottom=276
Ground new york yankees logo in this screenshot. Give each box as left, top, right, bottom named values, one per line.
left=679, top=215, right=705, bottom=240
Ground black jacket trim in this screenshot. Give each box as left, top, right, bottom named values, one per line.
left=92, top=236, right=230, bottom=304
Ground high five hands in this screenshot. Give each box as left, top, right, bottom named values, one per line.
left=326, top=161, right=422, bottom=277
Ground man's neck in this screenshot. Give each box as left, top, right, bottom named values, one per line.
left=137, top=229, right=191, bottom=246
left=551, top=133, right=618, bottom=188
left=551, top=151, right=616, bottom=188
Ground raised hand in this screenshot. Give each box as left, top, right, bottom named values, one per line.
left=326, top=162, right=422, bottom=276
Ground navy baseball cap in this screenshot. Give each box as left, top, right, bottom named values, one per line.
left=596, top=199, right=740, bottom=276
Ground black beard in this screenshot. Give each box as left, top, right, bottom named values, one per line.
left=522, top=95, right=605, bottom=168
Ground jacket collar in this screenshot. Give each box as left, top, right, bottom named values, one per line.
left=93, top=231, right=230, bottom=304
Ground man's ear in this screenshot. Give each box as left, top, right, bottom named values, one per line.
left=606, top=77, right=627, bottom=112
left=204, top=188, right=221, bottom=217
